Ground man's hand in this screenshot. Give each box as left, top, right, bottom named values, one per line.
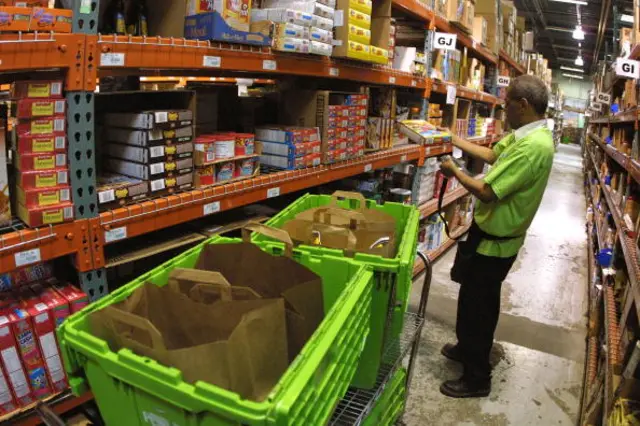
left=440, top=157, right=458, bottom=178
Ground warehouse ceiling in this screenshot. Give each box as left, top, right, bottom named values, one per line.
left=513, top=0, right=619, bottom=74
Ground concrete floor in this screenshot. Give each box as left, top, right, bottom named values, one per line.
left=405, top=144, right=588, bottom=425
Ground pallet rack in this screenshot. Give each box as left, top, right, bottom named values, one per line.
left=2, top=0, right=522, bottom=422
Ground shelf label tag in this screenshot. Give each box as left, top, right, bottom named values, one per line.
left=105, top=226, right=127, bottom=243
left=80, top=0, right=92, bottom=13
left=597, top=92, right=611, bottom=104
left=364, top=164, right=373, bottom=172
left=15, top=248, right=41, bottom=268
left=203, top=56, right=221, bottom=68
left=433, top=32, right=457, bottom=51
left=497, top=75, right=511, bottom=87
left=263, top=60, right=277, bottom=71
left=401, top=155, right=408, bottom=162
left=616, top=58, right=640, bottom=78
left=203, top=201, right=221, bottom=216
left=329, top=67, right=339, bottom=76
left=389, top=76, right=396, bottom=84
left=411, top=80, right=417, bottom=87
left=267, top=187, right=281, bottom=198
left=446, top=84, right=456, bottom=105
left=100, top=53, right=125, bottom=67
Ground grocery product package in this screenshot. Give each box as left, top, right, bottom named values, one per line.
left=195, top=223, right=325, bottom=361
left=89, top=280, right=288, bottom=402
left=281, top=191, right=398, bottom=258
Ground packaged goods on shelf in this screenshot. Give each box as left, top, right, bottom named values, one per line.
left=0, top=305, right=34, bottom=407
left=367, top=117, right=394, bottom=151
left=447, top=0, right=474, bottom=32
left=150, top=173, right=194, bottom=195
left=11, top=80, right=63, bottom=100
left=17, top=201, right=74, bottom=227
left=17, top=185, right=71, bottom=209
left=186, top=0, right=251, bottom=31
left=15, top=152, right=66, bottom=171
left=251, top=8, right=314, bottom=26
left=0, top=263, right=54, bottom=293
left=52, top=282, right=88, bottom=313
left=16, top=168, right=68, bottom=189
left=272, top=21, right=309, bottom=38
left=105, top=157, right=194, bottom=181
left=416, top=157, right=437, bottom=205
left=273, top=36, right=310, bottom=52
left=97, top=173, right=149, bottom=211
left=30, top=7, right=73, bottom=32
left=472, top=16, right=487, bottom=46
left=399, top=120, right=452, bottom=145
left=184, top=11, right=272, bottom=46
left=15, top=116, right=65, bottom=138
left=16, top=133, right=66, bottom=155
left=13, top=98, right=66, bottom=119
left=418, top=213, right=445, bottom=253
left=103, top=110, right=193, bottom=130
left=104, top=125, right=194, bottom=147
left=104, top=142, right=194, bottom=164
left=261, top=152, right=321, bottom=169
left=310, top=39, right=332, bottom=55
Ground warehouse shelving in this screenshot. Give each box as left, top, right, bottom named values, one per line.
left=499, top=49, right=526, bottom=75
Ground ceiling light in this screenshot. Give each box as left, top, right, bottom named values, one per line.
left=575, top=55, right=584, bottom=66
left=572, top=26, right=585, bottom=40
left=550, top=0, right=588, bottom=5
left=563, top=73, right=584, bottom=79
left=560, top=66, right=584, bottom=72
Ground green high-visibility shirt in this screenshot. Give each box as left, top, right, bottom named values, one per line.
left=474, top=120, right=555, bottom=258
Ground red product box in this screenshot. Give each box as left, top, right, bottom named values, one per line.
left=328, top=116, right=349, bottom=129
left=17, top=168, right=69, bottom=190
left=328, top=105, right=348, bottom=117
left=30, top=280, right=70, bottom=328
left=18, top=287, right=68, bottom=392
left=14, top=98, right=66, bottom=119
left=335, top=128, right=348, bottom=139
left=52, top=283, right=88, bottom=314
left=16, top=116, right=65, bottom=138
left=301, top=128, right=319, bottom=143
left=17, top=185, right=71, bottom=208
left=16, top=152, right=67, bottom=171
left=15, top=1, right=49, bottom=6
left=30, top=8, right=73, bottom=33
left=17, top=201, right=74, bottom=227
left=12, top=263, right=53, bottom=288
left=303, top=153, right=321, bottom=167
left=3, top=298, right=51, bottom=400
left=17, top=134, right=66, bottom=155
left=11, top=80, right=63, bottom=100
left=0, top=7, right=31, bottom=32
left=0, top=305, right=33, bottom=408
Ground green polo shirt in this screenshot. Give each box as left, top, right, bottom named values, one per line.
left=474, top=122, right=555, bottom=258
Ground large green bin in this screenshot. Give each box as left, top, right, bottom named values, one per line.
left=254, top=192, right=419, bottom=389
left=58, top=236, right=373, bottom=426
left=361, top=368, right=407, bottom=426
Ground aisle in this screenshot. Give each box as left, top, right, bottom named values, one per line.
left=405, top=144, right=587, bottom=425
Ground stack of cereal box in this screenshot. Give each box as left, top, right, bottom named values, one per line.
left=101, top=110, right=195, bottom=207
left=252, top=0, right=335, bottom=56
left=12, top=80, right=73, bottom=228
left=257, top=126, right=321, bottom=170
left=326, top=94, right=367, bottom=162
left=332, top=0, right=373, bottom=61
left=0, top=262, right=88, bottom=415
left=0, top=3, right=73, bottom=34
left=193, top=133, right=260, bottom=188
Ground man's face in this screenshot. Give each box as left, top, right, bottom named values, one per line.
left=505, top=93, right=524, bottom=130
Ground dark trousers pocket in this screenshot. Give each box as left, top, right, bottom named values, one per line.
left=450, top=240, right=476, bottom=284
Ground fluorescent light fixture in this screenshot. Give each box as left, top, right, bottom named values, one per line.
left=575, top=55, right=584, bottom=66
left=572, top=26, right=585, bottom=40
left=550, top=0, right=587, bottom=4
left=621, top=14, right=634, bottom=23
left=560, top=66, right=584, bottom=72
left=563, top=73, right=584, bottom=79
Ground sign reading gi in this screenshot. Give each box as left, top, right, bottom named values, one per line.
left=434, top=32, right=457, bottom=51
left=616, top=58, right=640, bottom=79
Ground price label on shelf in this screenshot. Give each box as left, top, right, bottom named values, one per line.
left=433, top=32, right=457, bottom=51
left=364, top=164, right=373, bottom=172
left=100, top=53, right=125, bottom=67
left=267, top=187, right=281, bottom=198
left=401, top=155, right=408, bottom=162
left=411, top=80, right=417, bottom=87
left=105, top=226, right=127, bottom=243
left=15, top=248, right=41, bottom=268
left=329, top=67, right=339, bottom=76
left=263, top=60, right=277, bottom=71
left=203, top=56, right=221, bottom=68
left=389, top=76, right=396, bottom=84
left=446, top=84, right=456, bottom=105
left=203, top=201, right=221, bottom=216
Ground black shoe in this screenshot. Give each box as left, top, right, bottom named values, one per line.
left=441, top=343, right=464, bottom=363
left=440, top=378, right=491, bottom=398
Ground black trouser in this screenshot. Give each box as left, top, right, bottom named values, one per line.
left=454, top=251, right=517, bottom=383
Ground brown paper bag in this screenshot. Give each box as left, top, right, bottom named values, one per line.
left=196, top=222, right=324, bottom=362
left=281, top=191, right=398, bottom=257
left=90, top=282, right=288, bottom=401
left=167, top=268, right=261, bottom=303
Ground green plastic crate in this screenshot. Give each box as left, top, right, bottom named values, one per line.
left=361, top=368, right=407, bottom=426
left=58, top=237, right=373, bottom=426
left=254, top=194, right=419, bottom=389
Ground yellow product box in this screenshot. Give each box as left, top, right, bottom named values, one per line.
left=346, top=23, right=370, bottom=44
left=349, top=0, right=372, bottom=14
left=369, top=45, right=388, bottom=64
left=348, top=8, right=371, bottom=30
left=333, top=39, right=370, bottom=61
left=186, top=0, right=251, bottom=32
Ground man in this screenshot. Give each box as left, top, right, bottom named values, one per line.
left=438, top=74, right=555, bottom=398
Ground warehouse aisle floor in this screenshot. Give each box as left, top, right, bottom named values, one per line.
left=405, top=144, right=587, bottom=425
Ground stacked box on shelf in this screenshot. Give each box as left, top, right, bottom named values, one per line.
left=251, top=0, right=335, bottom=56
left=447, top=0, right=474, bottom=33
left=475, top=0, right=501, bottom=54
left=101, top=110, right=195, bottom=206
left=0, top=5, right=73, bottom=33
left=193, top=133, right=260, bottom=187
left=387, top=19, right=396, bottom=65
left=430, top=49, right=461, bottom=83
left=367, top=87, right=396, bottom=152
left=12, top=80, right=73, bottom=228
left=333, top=0, right=390, bottom=64
left=257, top=126, right=321, bottom=170
left=417, top=157, right=438, bottom=205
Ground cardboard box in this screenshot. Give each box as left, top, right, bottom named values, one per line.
left=0, top=305, right=33, bottom=407
left=16, top=116, right=65, bottom=138
left=15, top=152, right=66, bottom=171
left=17, top=201, right=74, bottom=227
left=185, top=11, right=271, bottom=45
left=333, top=39, right=370, bottom=61
left=17, top=287, right=68, bottom=392
left=186, top=0, right=251, bottom=32
left=104, top=126, right=193, bottom=147
left=14, top=98, right=65, bottom=119
left=0, top=7, right=31, bottom=32
left=17, top=185, right=71, bottom=208
left=473, top=16, right=487, bottom=45
left=51, top=283, right=88, bottom=314
left=103, top=110, right=193, bottom=130
left=273, top=36, right=310, bottom=53
left=463, top=1, right=474, bottom=32
left=16, top=134, right=66, bottom=155
left=105, top=142, right=193, bottom=164
left=11, top=80, right=63, bottom=100
left=105, top=157, right=194, bottom=180
left=30, top=7, right=73, bottom=33
left=97, top=173, right=149, bottom=211
left=17, top=169, right=68, bottom=189
left=150, top=172, right=194, bottom=195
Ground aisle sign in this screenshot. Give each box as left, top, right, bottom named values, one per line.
left=497, top=76, right=511, bottom=87
left=615, top=58, right=640, bottom=79
left=590, top=102, right=602, bottom=112
left=596, top=92, right=612, bottom=104
left=446, top=84, right=457, bottom=104
left=434, top=32, right=457, bottom=51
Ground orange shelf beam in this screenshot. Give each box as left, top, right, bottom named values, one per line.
left=431, top=80, right=503, bottom=105
left=94, top=35, right=428, bottom=90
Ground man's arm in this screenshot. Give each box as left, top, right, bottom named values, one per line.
left=451, top=134, right=498, bottom=165
left=440, top=158, right=498, bottom=203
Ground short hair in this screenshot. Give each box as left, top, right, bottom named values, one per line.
left=507, top=75, right=549, bottom=115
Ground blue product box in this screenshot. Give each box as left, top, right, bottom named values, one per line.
left=184, top=12, right=271, bottom=46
